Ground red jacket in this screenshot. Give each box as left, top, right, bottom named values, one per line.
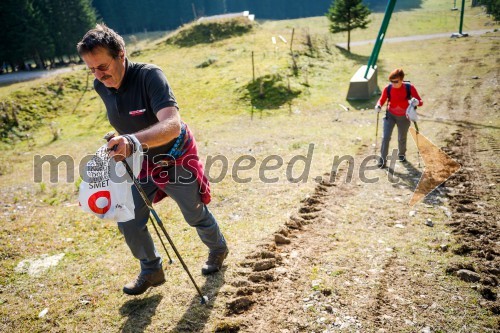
left=378, top=83, right=423, bottom=116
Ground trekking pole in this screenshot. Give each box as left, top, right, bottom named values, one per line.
left=124, top=161, right=208, bottom=304
left=374, top=111, right=380, bottom=153
left=149, top=216, right=174, bottom=264
left=413, top=121, right=421, bottom=168
left=104, top=133, right=208, bottom=304
left=123, top=159, right=208, bottom=304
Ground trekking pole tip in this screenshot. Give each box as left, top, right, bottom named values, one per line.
left=168, top=259, right=174, bottom=265
left=200, top=295, right=209, bottom=305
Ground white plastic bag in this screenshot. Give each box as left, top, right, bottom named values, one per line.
left=406, top=104, right=418, bottom=122
left=79, top=136, right=142, bottom=221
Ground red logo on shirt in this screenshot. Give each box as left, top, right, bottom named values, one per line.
left=129, top=109, right=146, bottom=116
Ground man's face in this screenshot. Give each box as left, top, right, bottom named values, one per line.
left=82, top=47, right=126, bottom=89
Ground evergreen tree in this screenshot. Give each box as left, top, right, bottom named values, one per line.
left=478, top=0, right=500, bottom=20
left=37, top=0, right=96, bottom=65
left=28, top=0, right=55, bottom=68
left=0, top=0, right=54, bottom=70
left=326, top=0, right=371, bottom=52
left=0, top=0, right=95, bottom=71
left=0, top=0, right=27, bottom=70
left=62, top=0, right=97, bottom=59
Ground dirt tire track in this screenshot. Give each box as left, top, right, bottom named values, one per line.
left=217, top=141, right=480, bottom=332
left=216, top=145, right=369, bottom=332
left=437, top=34, right=500, bottom=315
left=443, top=129, right=500, bottom=314
left=217, top=123, right=499, bottom=333
left=370, top=254, right=398, bottom=328
left=442, top=40, right=478, bottom=119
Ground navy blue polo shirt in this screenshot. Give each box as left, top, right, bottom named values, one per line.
left=94, top=59, right=178, bottom=158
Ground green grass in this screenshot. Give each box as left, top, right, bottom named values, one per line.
left=166, top=17, right=255, bottom=47
left=0, top=1, right=491, bottom=148
left=0, top=0, right=498, bottom=331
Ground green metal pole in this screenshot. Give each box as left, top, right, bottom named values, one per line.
left=370, top=0, right=397, bottom=73
left=364, top=0, right=397, bottom=78
left=459, top=0, right=465, bottom=35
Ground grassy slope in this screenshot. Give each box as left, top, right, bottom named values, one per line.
left=0, top=1, right=497, bottom=331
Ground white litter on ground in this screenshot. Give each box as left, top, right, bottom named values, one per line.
left=15, top=253, right=65, bottom=276
left=38, top=308, right=49, bottom=318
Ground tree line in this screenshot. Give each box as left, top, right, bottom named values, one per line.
left=0, top=0, right=96, bottom=73
left=91, top=0, right=333, bottom=34
left=0, top=0, right=334, bottom=73
left=1, top=0, right=497, bottom=74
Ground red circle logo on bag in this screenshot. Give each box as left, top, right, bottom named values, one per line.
left=88, top=191, right=111, bottom=214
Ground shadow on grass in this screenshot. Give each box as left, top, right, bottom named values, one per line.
left=171, top=268, right=226, bottom=332
left=119, top=294, right=163, bottom=333
left=387, top=159, right=421, bottom=189
left=242, top=74, right=301, bottom=110
left=387, top=159, right=443, bottom=205
left=346, top=96, right=381, bottom=111
left=420, top=117, right=500, bottom=131
left=335, top=46, right=370, bottom=66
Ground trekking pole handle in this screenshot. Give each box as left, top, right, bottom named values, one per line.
left=103, top=132, right=153, bottom=209
left=104, top=131, right=119, bottom=153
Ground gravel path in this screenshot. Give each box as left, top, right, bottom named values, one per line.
left=336, top=29, right=494, bottom=48
left=0, top=67, right=77, bottom=85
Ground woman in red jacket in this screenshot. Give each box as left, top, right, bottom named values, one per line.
left=375, top=68, right=423, bottom=168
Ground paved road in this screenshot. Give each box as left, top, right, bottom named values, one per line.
left=336, top=29, right=494, bottom=48
left=0, top=67, right=78, bottom=85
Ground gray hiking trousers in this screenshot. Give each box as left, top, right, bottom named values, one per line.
left=117, top=165, right=227, bottom=274
left=380, top=112, right=411, bottom=163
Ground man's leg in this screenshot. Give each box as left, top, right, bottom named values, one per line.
left=380, top=113, right=397, bottom=167
left=118, top=178, right=165, bottom=295
left=162, top=166, right=228, bottom=274
left=396, top=115, right=411, bottom=159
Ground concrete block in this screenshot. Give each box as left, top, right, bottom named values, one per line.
left=347, top=65, right=379, bottom=100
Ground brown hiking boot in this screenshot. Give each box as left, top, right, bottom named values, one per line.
left=123, top=269, right=165, bottom=295
left=201, top=249, right=229, bottom=275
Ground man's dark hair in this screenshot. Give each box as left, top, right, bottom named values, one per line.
left=77, top=23, right=125, bottom=58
